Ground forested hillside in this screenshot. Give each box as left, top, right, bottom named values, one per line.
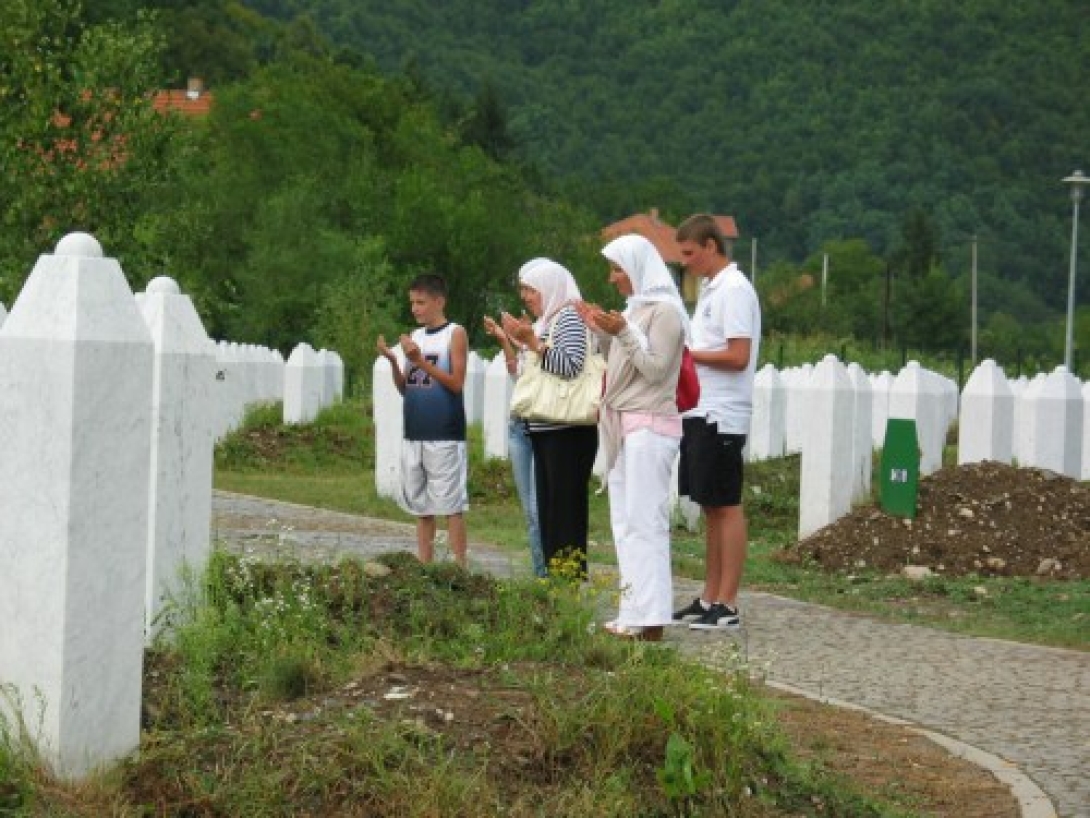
left=3, top=0, right=1088, bottom=375
left=241, top=0, right=1090, bottom=324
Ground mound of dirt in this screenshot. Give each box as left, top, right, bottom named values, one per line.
left=788, top=462, right=1090, bottom=579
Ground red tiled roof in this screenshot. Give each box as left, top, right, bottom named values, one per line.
left=152, top=89, right=213, bottom=117
left=601, top=209, right=739, bottom=264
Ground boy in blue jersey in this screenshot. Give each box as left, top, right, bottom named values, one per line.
left=377, top=274, right=469, bottom=566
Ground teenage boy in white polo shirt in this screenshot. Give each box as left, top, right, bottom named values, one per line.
left=672, top=214, right=761, bottom=630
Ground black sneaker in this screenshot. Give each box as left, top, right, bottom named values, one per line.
left=689, top=603, right=741, bottom=631
left=672, top=597, right=708, bottom=623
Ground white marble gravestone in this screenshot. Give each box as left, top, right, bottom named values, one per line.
left=798, top=355, right=855, bottom=538
left=1021, top=366, right=1083, bottom=478
left=314, top=348, right=333, bottom=409
left=463, top=351, right=486, bottom=426
left=783, top=363, right=813, bottom=455
left=483, top=353, right=512, bottom=460
left=957, top=359, right=1014, bottom=465
left=237, top=344, right=261, bottom=409
left=888, top=361, right=945, bottom=475
left=670, top=453, right=701, bottom=532
left=1014, top=374, right=1045, bottom=466
left=266, top=348, right=286, bottom=403
left=325, top=349, right=345, bottom=403
left=847, top=362, right=873, bottom=503
left=0, top=233, right=152, bottom=779
left=213, top=341, right=244, bottom=438
left=747, top=363, right=785, bottom=462
left=0, top=300, right=6, bottom=328
left=1083, top=381, right=1090, bottom=480
left=869, top=370, right=893, bottom=449
left=373, top=351, right=405, bottom=499
left=283, top=342, right=323, bottom=424
left=139, top=276, right=218, bottom=639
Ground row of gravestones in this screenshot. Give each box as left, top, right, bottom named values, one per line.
left=373, top=348, right=1086, bottom=539
left=0, top=234, right=344, bottom=779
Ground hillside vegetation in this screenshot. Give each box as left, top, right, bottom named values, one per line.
left=3, top=0, right=1088, bottom=377
left=243, top=1, right=1089, bottom=297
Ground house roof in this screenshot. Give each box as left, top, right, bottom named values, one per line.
left=152, top=79, right=213, bottom=116
left=152, top=90, right=213, bottom=116
left=601, top=209, right=739, bottom=264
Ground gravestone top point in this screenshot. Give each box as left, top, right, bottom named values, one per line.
left=146, top=276, right=181, bottom=296
left=55, top=232, right=103, bottom=258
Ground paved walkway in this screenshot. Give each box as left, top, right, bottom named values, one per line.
left=213, top=491, right=1086, bottom=817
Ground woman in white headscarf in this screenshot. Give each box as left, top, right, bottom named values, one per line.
left=579, top=234, right=687, bottom=640
left=500, top=260, right=599, bottom=577
left=483, top=258, right=549, bottom=577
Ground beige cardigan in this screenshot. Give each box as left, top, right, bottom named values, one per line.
left=597, top=301, right=684, bottom=471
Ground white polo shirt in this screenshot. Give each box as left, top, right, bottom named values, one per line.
left=684, top=263, right=761, bottom=435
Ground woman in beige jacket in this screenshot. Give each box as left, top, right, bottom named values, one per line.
left=579, top=234, right=687, bottom=641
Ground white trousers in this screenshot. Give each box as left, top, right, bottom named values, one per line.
left=608, top=428, right=680, bottom=626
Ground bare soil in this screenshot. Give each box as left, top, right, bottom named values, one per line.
left=787, top=461, right=1090, bottom=579
left=769, top=689, right=1019, bottom=817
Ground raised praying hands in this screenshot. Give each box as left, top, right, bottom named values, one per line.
left=500, top=311, right=536, bottom=347
left=482, top=315, right=507, bottom=343
left=578, top=302, right=627, bottom=336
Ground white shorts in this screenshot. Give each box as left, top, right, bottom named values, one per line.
left=399, top=440, right=469, bottom=517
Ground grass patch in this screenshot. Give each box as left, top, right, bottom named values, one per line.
left=2, top=555, right=918, bottom=816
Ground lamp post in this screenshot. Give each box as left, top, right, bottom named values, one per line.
left=1062, top=170, right=1089, bottom=370
left=970, top=234, right=978, bottom=365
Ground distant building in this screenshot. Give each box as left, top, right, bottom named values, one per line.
left=152, top=78, right=213, bottom=117
left=602, top=208, right=739, bottom=301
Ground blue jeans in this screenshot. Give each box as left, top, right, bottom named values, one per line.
left=508, top=418, right=545, bottom=577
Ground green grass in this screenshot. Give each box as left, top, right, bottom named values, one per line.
left=216, top=400, right=1089, bottom=651
left=0, top=552, right=919, bottom=816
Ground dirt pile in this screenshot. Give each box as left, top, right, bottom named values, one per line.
left=789, top=461, right=1090, bottom=579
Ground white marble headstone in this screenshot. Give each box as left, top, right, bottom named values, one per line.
left=869, top=370, right=893, bottom=449
left=1082, top=381, right=1090, bottom=480
left=957, top=359, right=1014, bottom=466
left=482, top=353, right=512, bottom=460
left=0, top=232, right=152, bottom=779
left=747, top=363, right=785, bottom=462
left=139, top=276, right=217, bottom=640
left=1014, top=374, right=1045, bottom=466
left=798, top=355, right=855, bottom=538
left=373, top=351, right=405, bottom=499
left=888, top=361, right=945, bottom=475
left=847, top=362, right=873, bottom=503
left=463, top=351, right=486, bottom=425
left=1022, top=366, right=1083, bottom=478
left=283, top=342, right=323, bottom=424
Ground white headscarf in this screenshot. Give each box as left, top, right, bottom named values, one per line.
left=519, top=259, right=582, bottom=334
left=600, top=234, right=691, bottom=341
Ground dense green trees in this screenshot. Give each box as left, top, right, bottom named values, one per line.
left=0, top=0, right=178, bottom=298
left=3, top=0, right=1087, bottom=378
left=240, top=0, right=1088, bottom=360
left=0, top=4, right=609, bottom=386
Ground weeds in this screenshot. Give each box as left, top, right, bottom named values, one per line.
left=2, top=554, right=911, bottom=816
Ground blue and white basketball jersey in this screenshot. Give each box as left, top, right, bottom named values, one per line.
left=403, top=322, right=466, bottom=441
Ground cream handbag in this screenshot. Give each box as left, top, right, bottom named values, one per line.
left=509, top=321, right=605, bottom=425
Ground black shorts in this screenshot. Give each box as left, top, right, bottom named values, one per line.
left=678, top=417, right=746, bottom=508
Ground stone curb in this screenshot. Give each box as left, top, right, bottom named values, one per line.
left=766, top=679, right=1058, bottom=818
